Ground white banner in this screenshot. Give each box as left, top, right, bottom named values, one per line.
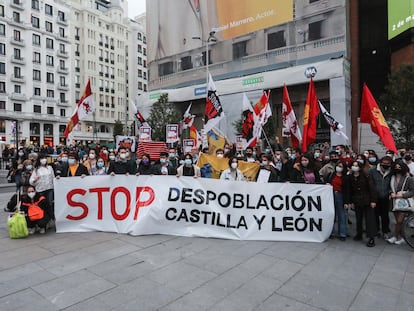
left=54, top=176, right=334, bottom=242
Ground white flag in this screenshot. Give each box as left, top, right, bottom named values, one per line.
left=318, top=101, right=348, bottom=140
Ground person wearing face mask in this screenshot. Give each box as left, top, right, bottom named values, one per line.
left=403, top=151, right=414, bottom=176
left=59, top=152, right=89, bottom=177
left=223, top=143, right=235, bottom=158
left=368, top=156, right=393, bottom=239
left=255, top=153, right=278, bottom=183
left=344, top=161, right=377, bottom=247
left=54, top=151, right=69, bottom=178
left=20, top=186, right=51, bottom=235
left=220, top=157, right=245, bottom=181
left=243, top=146, right=256, bottom=163
left=176, top=153, right=201, bottom=177
left=319, top=151, right=340, bottom=183
left=291, top=153, right=321, bottom=184
left=387, top=160, right=414, bottom=245
left=91, top=157, right=107, bottom=176
left=215, top=148, right=225, bottom=158
left=137, top=153, right=154, bottom=175
left=367, top=150, right=378, bottom=167
left=153, top=152, right=177, bottom=176
left=83, top=149, right=98, bottom=175
left=18, top=159, right=35, bottom=195
left=108, top=151, right=116, bottom=163
left=29, top=154, right=55, bottom=219
left=167, top=147, right=179, bottom=168
left=99, top=147, right=109, bottom=162
left=107, top=147, right=137, bottom=176
left=327, top=160, right=348, bottom=240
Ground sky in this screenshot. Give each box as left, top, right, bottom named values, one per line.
left=128, top=0, right=146, bottom=18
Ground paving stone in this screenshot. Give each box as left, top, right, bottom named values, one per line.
left=32, top=269, right=116, bottom=309
left=0, top=288, right=59, bottom=311
left=348, top=282, right=400, bottom=311
left=256, top=293, right=324, bottom=311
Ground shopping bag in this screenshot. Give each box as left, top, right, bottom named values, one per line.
left=7, top=212, right=28, bottom=239
left=28, top=206, right=44, bottom=221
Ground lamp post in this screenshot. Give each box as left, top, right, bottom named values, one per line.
left=192, top=31, right=217, bottom=90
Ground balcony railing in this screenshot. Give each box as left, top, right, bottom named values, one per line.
left=10, top=56, right=25, bottom=65
left=11, top=1, right=24, bottom=10
left=10, top=38, right=25, bottom=47
left=11, top=75, right=25, bottom=83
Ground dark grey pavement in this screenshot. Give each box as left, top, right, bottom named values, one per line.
left=1, top=189, right=414, bottom=310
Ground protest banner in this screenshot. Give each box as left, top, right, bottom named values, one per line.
left=55, top=176, right=334, bottom=242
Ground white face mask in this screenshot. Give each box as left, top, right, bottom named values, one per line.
left=28, top=192, right=36, bottom=199
left=119, top=153, right=127, bottom=160
left=336, top=166, right=343, bottom=173
left=89, top=154, right=95, bottom=159
left=217, top=154, right=224, bottom=158
left=351, top=166, right=360, bottom=172
left=231, top=162, right=238, bottom=169
left=40, top=159, right=47, bottom=165
left=109, top=155, right=115, bottom=160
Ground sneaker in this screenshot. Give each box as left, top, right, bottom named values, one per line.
left=395, top=238, right=406, bottom=245
left=28, top=227, right=36, bottom=235
left=386, top=236, right=397, bottom=244
left=383, top=233, right=391, bottom=240
left=39, top=228, right=46, bottom=234
left=366, top=238, right=375, bottom=247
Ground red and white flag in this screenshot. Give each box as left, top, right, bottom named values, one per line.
left=64, top=79, right=94, bottom=138
left=242, top=91, right=271, bottom=148
left=130, top=100, right=149, bottom=129
left=282, top=84, right=302, bottom=148
left=181, top=103, right=195, bottom=130
left=204, top=73, right=224, bottom=132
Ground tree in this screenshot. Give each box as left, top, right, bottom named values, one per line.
left=380, top=64, right=414, bottom=149
left=147, top=93, right=180, bottom=141
left=113, top=119, right=124, bottom=140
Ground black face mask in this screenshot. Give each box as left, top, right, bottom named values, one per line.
left=381, top=165, right=391, bottom=170
left=246, top=153, right=253, bottom=157
left=394, top=168, right=402, bottom=173
left=404, top=156, right=412, bottom=162
left=331, top=158, right=338, bottom=163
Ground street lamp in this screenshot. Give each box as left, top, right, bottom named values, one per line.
left=192, top=31, right=217, bottom=88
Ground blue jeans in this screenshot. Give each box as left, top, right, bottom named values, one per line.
left=333, top=192, right=346, bottom=237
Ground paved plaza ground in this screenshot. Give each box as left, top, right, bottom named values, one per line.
left=1, top=190, right=414, bottom=310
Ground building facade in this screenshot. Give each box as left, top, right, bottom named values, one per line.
left=146, top=0, right=351, bottom=149
left=0, top=0, right=71, bottom=147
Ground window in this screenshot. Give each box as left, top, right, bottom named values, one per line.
left=137, top=33, right=142, bottom=40
left=46, top=89, right=54, bottom=98
left=181, top=56, right=193, bottom=70
left=59, top=60, right=65, bottom=69
left=46, top=72, right=54, bottom=83
left=33, top=69, right=41, bottom=81
left=268, top=31, right=286, bottom=50
left=59, top=27, right=65, bottom=38
left=14, top=48, right=21, bottom=59
left=13, top=30, right=21, bottom=41
left=14, top=103, right=22, bottom=112
left=47, top=107, right=54, bottom=115
left=33, top=52, right=40, bottom=63
left=46, top=55, right=54, bottom=66
left=14, top=85, right=21, bottom=93
left=31, top=16, right=39, bottom=28
left=32, top=34, right=40, bottom=46
left=58, top=11, right=65, bottom=22
left=0, top=5, right=4, bottom=17
left=138, top=45, right=142, bottom=53
left=308, top=21, right=323, bottom=41
left=46, top=38, right=53, bottom=49
left=45, top=4, right=53, bottom=16
left=0, top=63, right=5, bottom=74
left=60, top=109, right=65, bottom=117
left=138, top=57, right=142, bottom=65
left=13, top=12, right=20, bottom=23
left=59, top=44, right=65, bottom=53
left=158, top=62, right=174, bottom=76
left=45, top=21, right=53, bottom=33
left=232, top=40, right=248, bottom=59
left=0, top=101, right=5, bottom=110
left=59, top=92, right=66, bottom=102
left=59, top=76, right=66, bottom=86
left=34, top=87, right=41, bottom=96
left=0, top=24, right=5, bottom=36
left=32, top=0, right=39, bottom=10
left=33, top=105, right=41, bottom=113
left=0, top=43, right=5, bottom=55
left=14, top=67, right=21, bottom=78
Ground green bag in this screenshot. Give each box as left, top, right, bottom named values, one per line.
left=7, top=212, right=29, bottom=239
left=7, top=193, right=28, bottom=239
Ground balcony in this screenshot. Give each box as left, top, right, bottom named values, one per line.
left=75, top=51, right=80, bottom=56
left=10, top=1, right=24, bottom=10
left=57, top=100, right=69, bottom=107
left=57, top=50, right=68, bottom=58
left=75, top=67, right=80, bottom=72
left=75, top=83, right=80, bottom=89
left=10, top=38, right=25, bottom=47
left=10, top=56, right=25, bottom=65
left=10, top=92, right=26, bottom=101
left=57, top=18, right=68, bottom=26
left=57, top=66, right=68, bottom=74
left=75, top=35, right=80, bottom=41
left=57, top=84, right=69, bottom=91
left=99, top=56, right=103, bottom=61
left=10, top=75, right=25, bottom=83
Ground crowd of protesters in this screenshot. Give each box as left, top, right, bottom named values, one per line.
left=3, top=139, right=414, bottom=245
